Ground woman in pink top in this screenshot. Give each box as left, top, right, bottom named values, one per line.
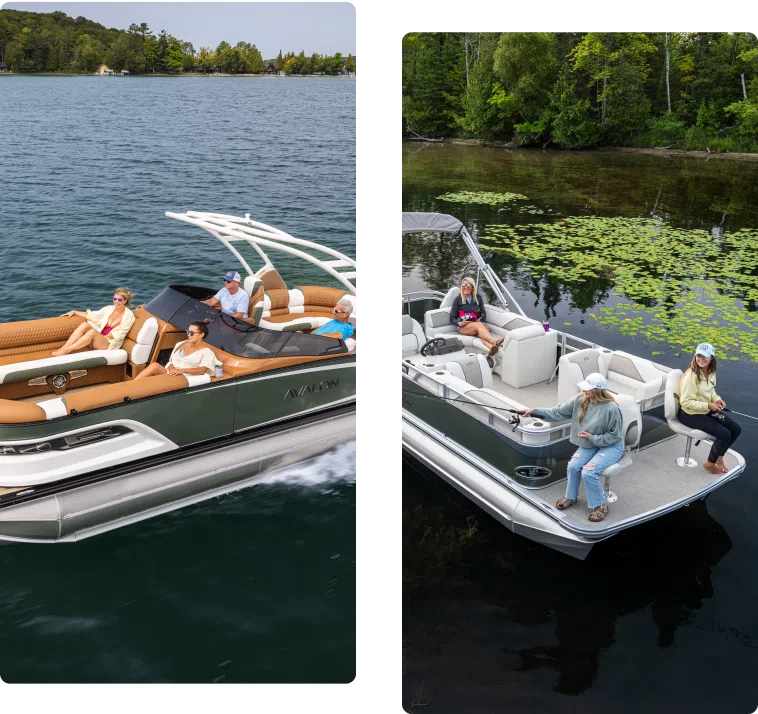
left=53, top=287, right=135, bottom=356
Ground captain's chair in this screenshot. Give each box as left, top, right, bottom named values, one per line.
left=402, top=315, right=426, bottom=357
left=664, top=369, right=712, bottom=467
left=444, top=353, right=493, bottom=390
left=600, top=393, right=642, bottom=503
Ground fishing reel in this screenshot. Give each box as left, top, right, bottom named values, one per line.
left=506, top=411, right=522, bottom=432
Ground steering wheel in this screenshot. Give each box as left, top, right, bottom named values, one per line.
left=420, top=337, right=447, bottom=357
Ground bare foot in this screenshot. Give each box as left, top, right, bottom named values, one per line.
left=704, top=461, right=722, bottom=475
left=51, top=349, right=66, bottom=357
left=716, top=456, right=728, bottom=473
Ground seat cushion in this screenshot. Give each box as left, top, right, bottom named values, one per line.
left=0, top=349, right=128, bottom=385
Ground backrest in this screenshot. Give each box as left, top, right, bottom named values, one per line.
left=440, top=286, right=461, bottom=309
left=259, top=267, right=287, bottom=291
left=557, top=348, right=609, bottom=403
left=607, top=350, right=665, bottom=393
left=615, top=393, right=642, bottom=450
left=499, top=324, right=558, bottom=389
left=251, top=285, right=351, bottom=325
left=244, top=277, right=264, bottom=321
left=402, top=315, right=426, bottom=357
left=121, top=310, right=159, bottom=365
left=664, top=368, right=683, bottom=421
left=444, top=353, right=493, bottom=390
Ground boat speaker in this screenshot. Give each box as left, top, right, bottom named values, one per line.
left=514, top=465, right=552, bottom=480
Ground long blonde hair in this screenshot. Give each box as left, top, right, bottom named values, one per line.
left=578, top=388, right=616, bottom=423
left=460, top=276, right=478, bottom=302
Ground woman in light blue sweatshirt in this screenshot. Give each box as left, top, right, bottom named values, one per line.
left=523, top=372, right=623, bottom=522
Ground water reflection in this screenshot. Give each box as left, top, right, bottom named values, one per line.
left=403, top=461, right=733, bottom=707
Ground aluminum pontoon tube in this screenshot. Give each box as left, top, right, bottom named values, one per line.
left=0, top=409, right=355, bottom=544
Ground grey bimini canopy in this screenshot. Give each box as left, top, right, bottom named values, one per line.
left=400, top=211, right=526, bottom=317
left=402, top=212, right=464, bottom=235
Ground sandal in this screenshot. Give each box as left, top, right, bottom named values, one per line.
left=487, top=343, right=499, bottom=357
left=588, top=505, right=608, bottom=522
left=555, top=498, right=576, bottom=510
left=494, top=337, right=505, bottom=347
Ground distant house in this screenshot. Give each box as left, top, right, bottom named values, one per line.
left=95, top=64, right=114, bottom=76
left=119, top=70, right=129, bottom=76
left=0, top=62, right=7, bottom=73
left=265, top=64, right=276, bottom=73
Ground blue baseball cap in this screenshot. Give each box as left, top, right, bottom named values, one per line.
left=695, top=343, right=715, bottom=358
left=224, top=271, right=241, bottom=283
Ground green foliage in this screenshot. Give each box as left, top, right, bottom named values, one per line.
left=724, top=98, right=758, bottom=137
left=0, top=8, right=354, bottom=75
left=480, top=214, right=758, bottom=362
left=436, top=191, right=528, bottom=205
left=491, top=32, right=558, bottom=141
left=550, top=68, right=601, bottom=148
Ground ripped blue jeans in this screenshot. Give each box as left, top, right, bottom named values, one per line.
left=565, top=441, right=625, bottom=509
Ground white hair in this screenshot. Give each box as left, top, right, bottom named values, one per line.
left=337, top=301, right=353, bottom=316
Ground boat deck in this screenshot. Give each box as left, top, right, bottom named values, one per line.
left=490, top=376, right=559, bottom=407
left=536, top=435, right=741, bottom=535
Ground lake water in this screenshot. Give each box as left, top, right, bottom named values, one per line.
left=0, top=76, right=355, bottom=683
left=403, top=141, right=758, bottom=713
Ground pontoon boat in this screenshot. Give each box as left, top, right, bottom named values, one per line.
left=402, top=212, right=744, bottom=560
left=0, top=211, right=356, bottom=543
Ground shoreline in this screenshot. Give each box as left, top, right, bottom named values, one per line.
left=405, top=136, right=758, bottom=162
left=0, top=72, right=354, bottom=79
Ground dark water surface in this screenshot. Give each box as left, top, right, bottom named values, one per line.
left=403, top=142, right=758, bottom=712
left=0, top=77, right=355, bottom=683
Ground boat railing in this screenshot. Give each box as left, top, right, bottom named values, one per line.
left=402, top=289, right=447, bottom=313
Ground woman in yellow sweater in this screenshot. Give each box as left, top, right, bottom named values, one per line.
left=678, top=343, right=741, bottom=474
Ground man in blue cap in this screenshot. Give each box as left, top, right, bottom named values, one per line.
left=202, top=271, right=250, bottom=318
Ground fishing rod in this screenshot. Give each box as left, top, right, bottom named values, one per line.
left=721, top=408, right=758, bottom=422
left=402, top=389, right=527, bottom=431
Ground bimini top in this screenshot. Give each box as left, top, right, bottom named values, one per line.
left=166, top=211, right=356, bottom=295
left=402, top=212, right=464, bottom=235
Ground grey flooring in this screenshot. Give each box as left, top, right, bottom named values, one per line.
left=491, top=377, right=560, bottom=408
left=536, top=436, right=741, bottom=532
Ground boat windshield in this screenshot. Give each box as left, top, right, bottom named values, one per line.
left=145, top=286, right=347, bottom=359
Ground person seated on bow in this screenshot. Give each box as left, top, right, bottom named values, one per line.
left=136, top=321, right=217, bottom=380
left=522, top=372, right=624, bottom=522
left=449, top=277, right=503, bottom=357
left=678, top=342, right=741, bottom=475
left=53, top=288, right=136, bottom=356
left=309, top=301, right=355, bottom=340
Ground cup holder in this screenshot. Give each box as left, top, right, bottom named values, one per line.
left=435, top=371, right=445, bottom=376
left=514, top=465, right=552, bottom=480
left=531, top=421, right=544, bottom=427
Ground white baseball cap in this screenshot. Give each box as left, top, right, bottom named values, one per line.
left=695, top=343, right=715, bottom=358
left=224, top=271, right=241, bottom=283
left=577, top=372, right=607, bottom=391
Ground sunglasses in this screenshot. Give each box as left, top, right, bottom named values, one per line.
left=224, top=279, right=233, bottom=283
left=187, top=330, right=200, bottom=336
left=462, top=283, right=472, bottom=289
left=334, top=308, right=346, bottom=314
left=113, top=296, right=124, bottom=302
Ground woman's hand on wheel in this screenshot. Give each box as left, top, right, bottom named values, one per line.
left=708, top=402, right=723, bottom=411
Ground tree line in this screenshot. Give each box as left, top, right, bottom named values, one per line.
left=402, top=33, right=758, bottom=152
left=0, top=9, right=356, bottom=75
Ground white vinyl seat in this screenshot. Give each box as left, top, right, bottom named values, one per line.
left=424, top=287, right=470, bottom=342
left=129, top=317, right=159, bottom=365
left=402, top=315, right=427, bottom=357
left=664, top=369, right=713, bottom=467
left=0, top=350, right=127, bottom=385
left=444, top=353, right=493, bottom=390
left=600, top=393, right=642, bottom=502
left=558, top=348, right=664, bottom=404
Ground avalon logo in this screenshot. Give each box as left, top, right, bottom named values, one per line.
left=285, top=379, right=339, bottom=400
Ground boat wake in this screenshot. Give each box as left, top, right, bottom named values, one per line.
left=257, top=440, right=356, bottom=488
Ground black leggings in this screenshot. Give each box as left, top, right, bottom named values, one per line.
left=678, top=410, right=742, bottom=463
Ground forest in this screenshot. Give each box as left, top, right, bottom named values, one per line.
left=0, top=9, right=356, bottom=75
left=402, top=33, right=758, bottom=152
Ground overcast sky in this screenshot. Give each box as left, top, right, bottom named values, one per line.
left=6, top=2, right=356, bottom=57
